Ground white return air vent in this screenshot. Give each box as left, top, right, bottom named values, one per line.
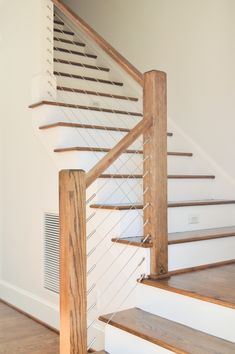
left=44, top=213, right=60, bottom=294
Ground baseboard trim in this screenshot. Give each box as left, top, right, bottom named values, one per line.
left=0, top=279, right=59, bottom=330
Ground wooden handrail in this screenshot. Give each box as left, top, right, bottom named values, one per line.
left=86, top=118, right=152, bottom=188
left=59, top=71, right=168, bottom=353
left=52, top=0, right=144, bottom=86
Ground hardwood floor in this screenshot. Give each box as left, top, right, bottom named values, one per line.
left=0, top=301, right=59, bottom=354
left=143, top=260, right=235, bottom=309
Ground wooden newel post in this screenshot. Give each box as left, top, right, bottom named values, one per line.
left=59, top=170, right=87, bottom=354
left=143, top=70, right=168, bottom=278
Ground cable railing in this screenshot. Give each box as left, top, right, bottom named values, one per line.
left=46, top=1, right=169, bottom=353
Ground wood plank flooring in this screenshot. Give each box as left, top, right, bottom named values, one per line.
left=0, top=301, right=59, bottom=354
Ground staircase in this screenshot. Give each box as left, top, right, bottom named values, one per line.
left=30, top=1, right=235, bottom=353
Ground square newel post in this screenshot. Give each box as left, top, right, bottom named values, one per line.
left=59, top=170, right=87, bottom=354
left=143, top=70, right=168, bottom=278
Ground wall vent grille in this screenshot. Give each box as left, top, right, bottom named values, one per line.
left=44, top=213, right=60, bottom=294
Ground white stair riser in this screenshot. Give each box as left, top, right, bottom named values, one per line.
left=169, top=236, right=235, bottom=269
left=56, top=75, right=131, bottom=96
left=105, top=325, right=173, bottom=354
left=87, top=223, right=235, bottom=270
left=54, top=50, right=98, bottom=66
left=54, top=150, right=143, bottom=174
left=40, top=127, right=142, bottom=151
left=90, top=204, right=235, bottom=236
left=136, top=283, right=235, bottom=342
left=32, top=105, right=139, bottom=129
left=54, top=23, right=64, bottom=31
left=56, top=90, right=142, bottom=112
left=87, top=178, right=214, bottom=203
left=168, top=204, right=235, bottom=232
left=54, top=62, right=112, bottom=80
left=91, top=178, right=214, bottom=203
left=54, top=151, right=200, bottom=175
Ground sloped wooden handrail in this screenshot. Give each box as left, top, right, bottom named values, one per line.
left=52, top=0, right=143, bottom=86
left=85, top=118, right=152, bottom=188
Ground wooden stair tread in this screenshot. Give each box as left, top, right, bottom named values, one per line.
left=169, top=225, right=235, bottom=244
left=39, top=121, right=172, bottom=136
left=100, top=174, right=214, bottom=179
left=112, top=236, right=152, bottom=248
left=54, top=37, right=86, bottom=47
left=39, top=122, right=130, bottom=133
left=111, top=226, right=235, bottom=247
left=54, top=28, right=74, bottom=36
left=54, top=59, right=109, bottom=71
left=90, top=199, right=235, bottom=210
left=54, top=47, right=97, bottom=58
left=99, top=307, right=235, bottom=354
left=54, top=20, right=64, bottom=26
left=29, top=100, right=142, bottom=116
left=54, top=71, right=124, bottom=86
left=57, top=86, right=139, bottom=101
left=142, top=260, right=235, bottom=309
left=53, top=146, right=192, bottom=156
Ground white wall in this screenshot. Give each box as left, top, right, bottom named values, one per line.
left=0, top=0, right=59, bottom=327
left=64, top=0, right=235, bottom=180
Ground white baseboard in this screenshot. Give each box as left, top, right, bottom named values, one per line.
left=0, top=279, right=59, bottom=330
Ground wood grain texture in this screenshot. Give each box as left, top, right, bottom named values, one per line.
left=99, top=307, right=235, bottom=353
left=111, top=236, right=152, bottom=248
left=89, top=199, right=235, bottom=210
left=54, top=28, right=74, bottom=36
left=52, top=0, right=143, bottom=85
left=54, top=46, right=97, bottom=58
left=169, top=199, right=235, bottom=207
left=54, top=146, right=191, bottom=156
left=39, top=122, right=131, bottom=133
left=54, top=71, right=124, bottom=86
left=143, top=260, right=235, bottom=309
left=0, top=301, right=59, bottom=354
left=56, top=86, right=139, bottom=101
left=54, top=37, right=86, bottom=47
left=29, top=100, right=141, bottom=116
left=59, top=170, right=87, bottom=354
left=143, top=70, right=168, bottom=277
left=144, top=259, right=235, bottom=280
left=99, top=173, right=213, bottom=179
left=168, top=225, right=235, bottom=244
left=39, top=123, right=172, bottom=137
left=111, top=226, right=235, bottom=247
left=54, top=58, right=109, bottom=71
left=86, top=118, right=152, bottom=187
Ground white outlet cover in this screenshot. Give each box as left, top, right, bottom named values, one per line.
left=188, top=214, right=200, bottom=224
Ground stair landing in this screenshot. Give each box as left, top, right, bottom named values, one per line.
left=142, top=260, right=235, bottom=309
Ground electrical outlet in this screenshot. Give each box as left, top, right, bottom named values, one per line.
left=91, top=101, right=100, bottom=108
left=188, top=214, right=200, bottom=224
